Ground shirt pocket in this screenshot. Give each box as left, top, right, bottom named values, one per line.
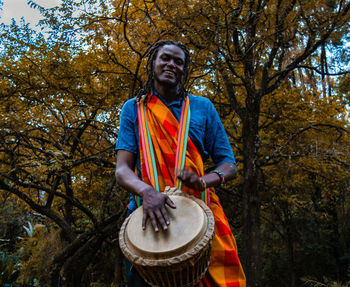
left=189, top=119, right=205, bottom=142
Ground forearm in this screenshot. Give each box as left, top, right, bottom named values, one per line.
left=201, top=162, right=237, bottom=188
left=115, top=165, right=153, bottom=198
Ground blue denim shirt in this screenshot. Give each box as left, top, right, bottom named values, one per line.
left=115, top=94, right=236, bottom=211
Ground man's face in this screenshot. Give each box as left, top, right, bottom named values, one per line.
left=153, top=44, right=186, bottom=88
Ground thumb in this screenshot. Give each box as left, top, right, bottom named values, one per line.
left=165, top=196, right=176, bottom=209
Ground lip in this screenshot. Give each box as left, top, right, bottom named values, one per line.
left=163, top=70, right=176, bottom=76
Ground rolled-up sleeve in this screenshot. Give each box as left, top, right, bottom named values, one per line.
left=115, top=98, right=138, bottom=155
left=204, top=101, right=236, bottom=166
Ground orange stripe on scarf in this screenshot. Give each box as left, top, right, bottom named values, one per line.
left=138, top=94, right=246, bottom=287
left=139, top=95, right=202, bottom=198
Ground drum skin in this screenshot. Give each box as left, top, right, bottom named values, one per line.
left=119, top=188, right=215, bottom=287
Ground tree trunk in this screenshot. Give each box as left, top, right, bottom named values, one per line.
left=287, top=233, right=296, bottom=287
left=62, top=234, right=104, bottom=286
left=242, top=105, right=261, bottom=287
left=50, top=265, right=62, bottom=287
left=114, top=239, right=125, bottom=286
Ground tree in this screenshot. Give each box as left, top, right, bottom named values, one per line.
left=258, top=83, right=350, bottom=286
left=115, top=1, right=349, bottom=285
left=0, top=4, right=129, bottom=284
left=1, top=0, right=349, bottom=285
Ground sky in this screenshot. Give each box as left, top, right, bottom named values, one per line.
left=0, top=0, right=60, bottom=26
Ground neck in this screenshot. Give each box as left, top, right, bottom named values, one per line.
left=154, top=83, right=180, bottom=104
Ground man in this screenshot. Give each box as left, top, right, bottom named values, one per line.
left=115, top=40, right=246, bottom=286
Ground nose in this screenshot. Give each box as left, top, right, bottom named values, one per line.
left=167, top=59, right=175, bottom=67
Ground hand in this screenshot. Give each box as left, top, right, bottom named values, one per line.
left=141, top=187, right=176, bottom=232
left=176, top=169, right=204, bottom=191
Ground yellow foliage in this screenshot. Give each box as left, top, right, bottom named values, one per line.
left=17, top=228, right=62, bottom=285
left=0, top=0, right=349, bottom=285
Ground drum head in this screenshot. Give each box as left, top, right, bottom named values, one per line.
left=125, top=195, right=207, bottom=259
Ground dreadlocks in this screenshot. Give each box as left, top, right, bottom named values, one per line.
left=136, top=40, right=191, bottom=102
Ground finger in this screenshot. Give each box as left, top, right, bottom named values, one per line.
left=149, top=212, right=159, bottom=232
left=182, top=169, right=194, bottom=182
left=155, top=210, right=168, bottom=230
left=191, top=174, right=200, bottom=186
left=165, top=196, right=176, bottom=209
left=161, top=206, right=170, bottom=225
left=142, top=211, right=148, bottom=230
left=176, top=168, right=183, bottom=179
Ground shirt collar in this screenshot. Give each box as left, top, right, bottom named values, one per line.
left=153, top=91, right=184, bottom=108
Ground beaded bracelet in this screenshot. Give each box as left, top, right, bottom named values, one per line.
left=211, top=169, right=225, bottom=186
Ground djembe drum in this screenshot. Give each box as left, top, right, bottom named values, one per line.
left=119, top=188, right=215, bottom=287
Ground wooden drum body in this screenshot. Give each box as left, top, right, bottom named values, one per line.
left=119, top=188, right=215, bottom=287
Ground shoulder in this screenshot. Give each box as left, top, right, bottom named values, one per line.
left=188, top=94, right=212, bottom=104
left=121, top=97, right=137, bottom=110
left=120, top=97, right=138, bottom=123
left=187, top=94, right=214, bottom=110
left=188, top=94, right=217, bottom=114
left=120, top=97, right=138, bottom=115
